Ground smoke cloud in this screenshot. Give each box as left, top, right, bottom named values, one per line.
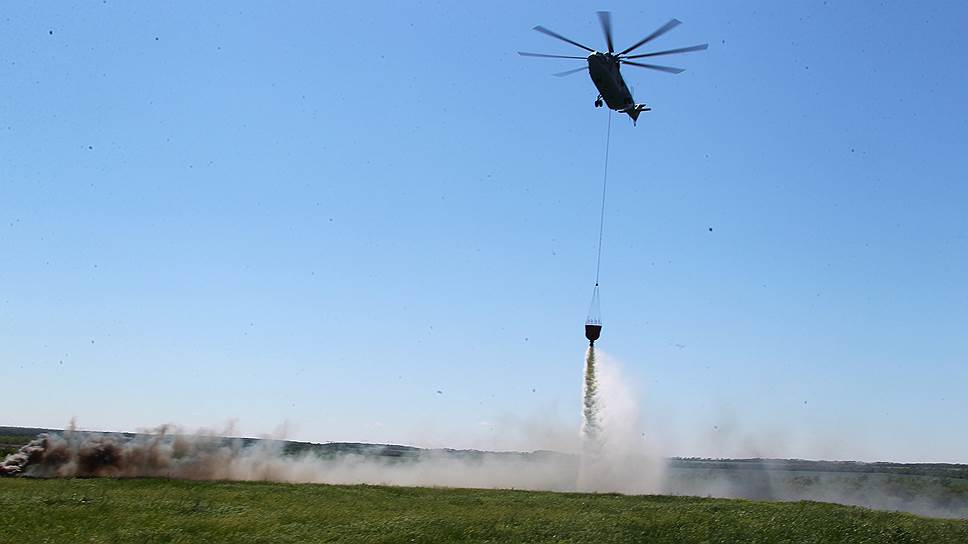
left=0, top=427, right=587, bottom=492
left=0, top=349, right=663, bottom=495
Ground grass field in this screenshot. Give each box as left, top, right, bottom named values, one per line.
left=2, top=478, right=968, bottom=543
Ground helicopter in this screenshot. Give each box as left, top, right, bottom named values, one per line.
left=519, top=12, right=707, bottom=125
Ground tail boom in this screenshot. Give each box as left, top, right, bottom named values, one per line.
left=622, top=104, right=651, bottom=125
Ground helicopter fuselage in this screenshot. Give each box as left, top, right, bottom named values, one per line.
left=588, top=53, right=632, bottom=108
left=586, top=52, right=649, bottom=123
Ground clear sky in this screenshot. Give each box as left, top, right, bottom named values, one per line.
left=2, top=1, right=966, bottom=463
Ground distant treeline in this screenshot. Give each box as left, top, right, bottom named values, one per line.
left=668, top=457, right=968, bottom=480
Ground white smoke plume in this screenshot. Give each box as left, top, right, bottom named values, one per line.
left=578, top=347, right=665, bottom=493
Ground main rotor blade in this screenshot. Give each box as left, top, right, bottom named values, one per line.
left=617, top=19, right=681, bottom=56
left=518, top=51, right=588, bottom=59
left=621, top=60, right=684, bottom=74
left=553, top=66, right=589, bottom=77
left=597, top=11, right=614, bottom=53
left=624, top=43, right=708, bottom=59
left=533, top=25, right=596, bottom=53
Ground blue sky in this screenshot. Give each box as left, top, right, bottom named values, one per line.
left=2, top=1, right=966, bottom=462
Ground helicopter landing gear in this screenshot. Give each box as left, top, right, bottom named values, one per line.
left=594, top=96, right=603, bottom=108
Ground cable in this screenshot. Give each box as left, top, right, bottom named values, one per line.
left=594, top=109, right=612, bottom=286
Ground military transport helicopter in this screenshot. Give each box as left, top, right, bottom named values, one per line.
left=519, top=12, right=707, bottom=125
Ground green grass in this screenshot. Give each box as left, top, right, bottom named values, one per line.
left=2, top=478, right=967, bottom=543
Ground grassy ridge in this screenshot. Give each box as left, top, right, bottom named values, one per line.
left=2, top=478, right=968, bottom=543
left=0, top=434, right=32, bottom=458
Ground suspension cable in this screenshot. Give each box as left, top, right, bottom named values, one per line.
left=594, top=109, right=612, bottom=286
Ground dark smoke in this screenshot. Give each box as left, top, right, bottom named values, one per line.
left=0, top=427, right=241, bottom=479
